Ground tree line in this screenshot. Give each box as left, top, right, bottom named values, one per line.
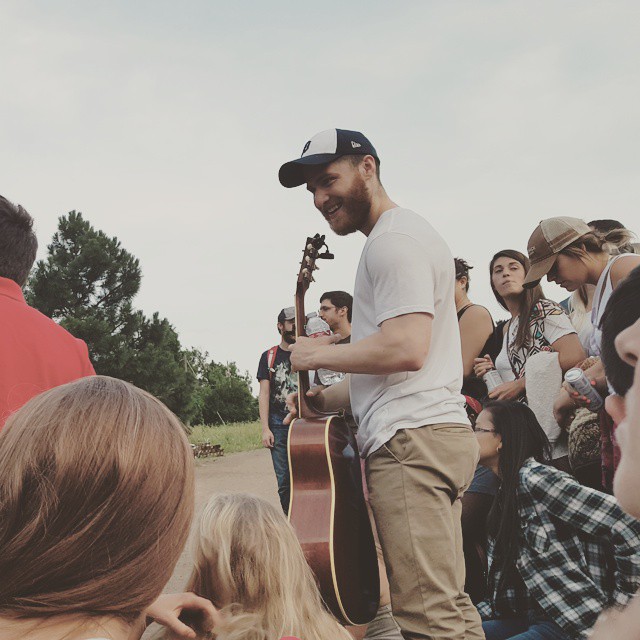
left=26, top=211, right=258, bottom=425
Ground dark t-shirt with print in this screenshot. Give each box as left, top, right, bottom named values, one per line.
left=257, top=346, right=298, bottom=428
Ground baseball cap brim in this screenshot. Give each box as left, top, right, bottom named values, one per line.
left=278, top=153, right=342, bottom=188
left=523, top=254, right=558, bottom=288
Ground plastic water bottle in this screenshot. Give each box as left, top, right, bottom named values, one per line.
left=564, top=368, right=603, bottom=411
left=483, top=369, right=503, bottom=393
left=305, top=313, right=345, bottom=386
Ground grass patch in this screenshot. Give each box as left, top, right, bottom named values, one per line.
left=188, top=421, right=262, bottom=455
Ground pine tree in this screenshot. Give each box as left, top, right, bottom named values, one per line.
left=26, top=211, right=197, bottom=421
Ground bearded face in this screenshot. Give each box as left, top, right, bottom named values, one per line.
left=321, top=172, right=372, bottom=236
left=279, top=320, right=296, bottom=344
left=304, top=158, right=374, bottom=237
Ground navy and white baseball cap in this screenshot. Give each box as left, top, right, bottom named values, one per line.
left=279, top=128, right=379, bottom=188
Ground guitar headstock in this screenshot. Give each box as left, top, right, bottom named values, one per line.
left=296, top=233, right=334, bottom=295
left=294, top=233, right=334, bottom=419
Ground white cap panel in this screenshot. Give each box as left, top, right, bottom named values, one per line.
left=301, top=129, right=337, bottom=157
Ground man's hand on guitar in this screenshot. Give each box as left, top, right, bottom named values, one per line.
left=289, top=334, right=342, bottom=372
left=283, top=387, right=326, bottom=425
left=262, top=428, right=274, bottom=448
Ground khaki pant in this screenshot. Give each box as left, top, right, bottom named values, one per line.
left=365, top=424, right=484, bottom=640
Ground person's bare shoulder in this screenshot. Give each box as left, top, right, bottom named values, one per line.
left=459, top=305, right=493, bottom=328
left=611, top=254, right=640, bottom=286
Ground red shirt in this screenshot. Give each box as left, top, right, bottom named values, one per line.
left=0, top=277, right=95, bottom=428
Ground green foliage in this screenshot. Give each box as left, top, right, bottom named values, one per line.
left=187, top=349, right=259, bottom=425
left=27, top=211, right=141, bottom=322
left=26, top=210, right=258, bottom=423
left=189, top=421, right=262, bottom=455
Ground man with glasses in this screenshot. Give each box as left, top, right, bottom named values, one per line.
left=257, top=307, right=298, bottom=514
left=318, top=290, right=353, bottom=344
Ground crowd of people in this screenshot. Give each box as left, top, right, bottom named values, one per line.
left=1, top=126, right=640, bottom=640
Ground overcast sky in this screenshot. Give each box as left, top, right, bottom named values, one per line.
left=2, top=1, right=639, bottom=392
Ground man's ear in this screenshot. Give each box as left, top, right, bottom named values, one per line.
left=360, top=155, right=377, bottom=179
left=277, top=322, right=284, bottom=335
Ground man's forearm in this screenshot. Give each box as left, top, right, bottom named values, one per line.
left=314, top=331, right=424, bottom=375
left=319, top=377, right=351, bottom=413
left=258, top=394, right=270, bottom=429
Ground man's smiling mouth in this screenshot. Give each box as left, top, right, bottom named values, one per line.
left=324, top=203, right=342, bottom=218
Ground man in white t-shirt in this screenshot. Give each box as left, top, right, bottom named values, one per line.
left=279, top=129, right=483, bottom=640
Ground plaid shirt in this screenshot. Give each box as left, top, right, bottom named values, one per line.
left=477, top=459, right=640, bottom=639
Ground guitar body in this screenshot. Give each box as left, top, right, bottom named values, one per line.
left=288, top=414, right=379, bottom=626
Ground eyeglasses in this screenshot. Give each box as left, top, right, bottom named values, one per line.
left=474, top=428, right=496, bottom=434
left=319, top=305, right=336, bottom=313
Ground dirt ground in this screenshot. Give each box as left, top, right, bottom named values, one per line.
left=169, top=448, right=279, bottom=590
left=143, top=448, right=278, bottom=638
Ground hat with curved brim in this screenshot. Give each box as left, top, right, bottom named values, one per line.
left=523, top=217, right=592, bottom=287
left=279, top=129, right=378, bottom=188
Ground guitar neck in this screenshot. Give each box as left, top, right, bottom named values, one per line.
left=293, top=233, right=334, bottom=420
left=294, top=287, right=322, bottom=419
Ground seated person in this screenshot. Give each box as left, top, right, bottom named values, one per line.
left=180, top=492, right=352, bottom=640
left=475, top=400, right=640, bottom=640
left=0, top=376, right=214, bottom=640
left=600, top=266, right=640, bottom=512
left=559, top=267, right=640, bottom=490
left=474, top=249, right=585, bottom=463
left=590, top=272, right=640, bottom=640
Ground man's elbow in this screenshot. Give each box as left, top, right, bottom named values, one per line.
left=400, top=346, right=429, bottom=372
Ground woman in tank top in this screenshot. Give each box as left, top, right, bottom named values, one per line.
left=566, top=219, right=640, bottom=355
left=454, top=258, right=495, bottom=401
left=521, top=218, right=640, bottom=428
left=473, top=250, right=585, bottom=400
left=523, top=217, right=640, bottom=491
left=473, top=249, right=585, bottom=464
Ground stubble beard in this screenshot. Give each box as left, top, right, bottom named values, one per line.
left=327, top=175, right=372, bottom=237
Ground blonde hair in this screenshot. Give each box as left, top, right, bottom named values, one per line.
left=0, top=376, right=194, bottom=623
left=186, top=493, right=351, bottom=640
left=566, top=229, right=636, bottom=334
left=561, top=227, right=636, bottom=259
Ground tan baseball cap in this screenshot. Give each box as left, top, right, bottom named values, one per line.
left=523, top=217, right=592, bottom=287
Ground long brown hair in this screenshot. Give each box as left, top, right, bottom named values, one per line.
left=185, top=493, right=351, bottom=640
left=490, top=249, right=545, bottom=350
left=0, top=376, right=194, bottom=622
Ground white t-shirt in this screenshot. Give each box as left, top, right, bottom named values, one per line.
left=494, top=333, right=516, bottom=384
left=349, top=207, right=468, bottom=458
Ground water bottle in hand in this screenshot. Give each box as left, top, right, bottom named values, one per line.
left=305, top=313, right=345, bottom=386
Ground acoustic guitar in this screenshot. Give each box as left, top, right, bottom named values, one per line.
left=287, top=233, right=379, bottom=626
